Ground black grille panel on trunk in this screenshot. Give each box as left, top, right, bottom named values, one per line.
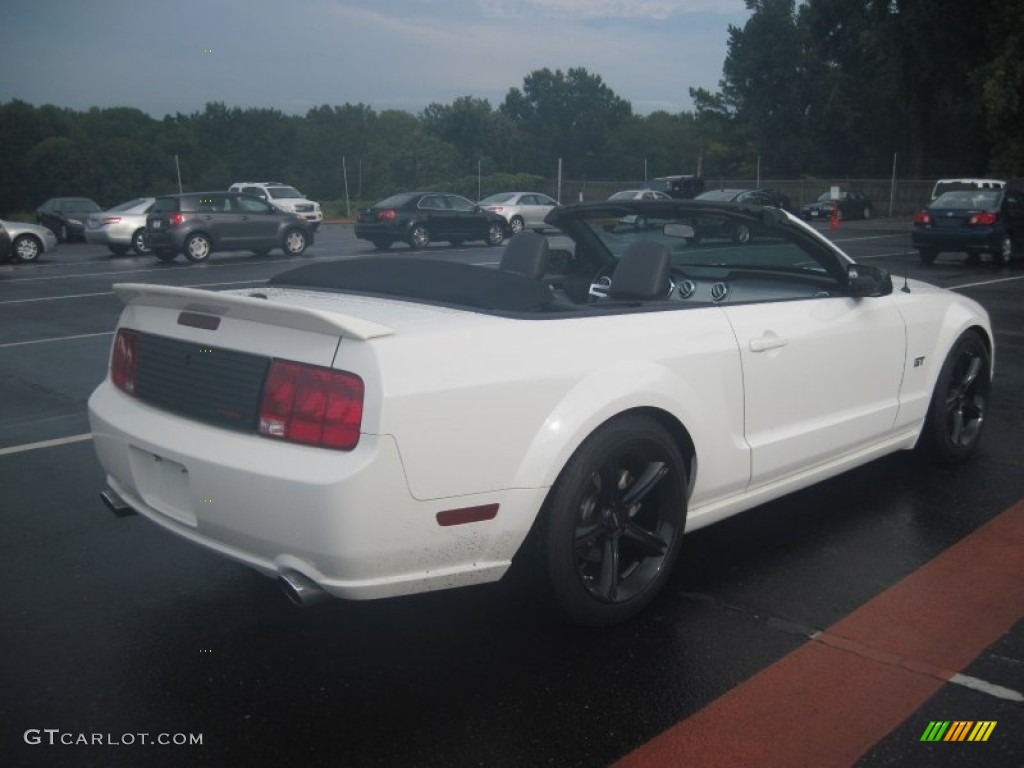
left=135, top=333, right=271, bottom=431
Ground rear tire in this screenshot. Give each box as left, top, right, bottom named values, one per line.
left=408, top=225, right=430, bottom=249
left=993, top=234, right=1012, bottom=266
left=530, top=414, right=687, bottom=626
left=510, top=216, right=525, bottom=234
left=917, top=330, right=990, bottom=465
left=731, top=223, right=751, bottom=244
left=183, top=233, right=212, bottom=263
left=484, top=222, right=505, bottom=246
left=132, top=228, right=150, bottom=256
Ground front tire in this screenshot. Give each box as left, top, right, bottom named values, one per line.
left=283, top=228, right=308, bottom=256
left=13, top=235, right=43, bottom=263
left=731, top=223, right=751, bottom=244
left=917, top=330, right=990, bottom=465
left=532, top=414, right=687, bottom=626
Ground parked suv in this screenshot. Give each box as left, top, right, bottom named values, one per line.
left=228, top=182, right=323, bottom=228
left=144, top=191, right=313, bottom=263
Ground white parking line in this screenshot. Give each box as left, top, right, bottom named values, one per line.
left=951, top=274, right=1024, bottom=290
left=0, top=433, right=93, bottom=457
left=0, top=331, right=114, bottom=349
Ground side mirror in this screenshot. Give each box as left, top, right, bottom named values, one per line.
left=847, top=264, right=892, bottom=297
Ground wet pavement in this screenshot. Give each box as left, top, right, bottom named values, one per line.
left=2, top=222, right=1022, bottom=766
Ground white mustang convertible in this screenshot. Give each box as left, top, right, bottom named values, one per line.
left=88, top=200, right=993, bottom=625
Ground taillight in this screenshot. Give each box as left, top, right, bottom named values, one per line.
left=377, top=209, right=397, bottom=222
left=913, top=210, right=932, bottom=225
left=111, top=328, right=140, bottom=395
left=969, top=212, right=997, bottom=225
left=169, top=212, right=185, bottom=227
left=102, top=216, right=122, bottom=225
left=258, top=361, right=364, bottom=450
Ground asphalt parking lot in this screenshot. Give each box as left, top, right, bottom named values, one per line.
left=2, top=221, right=1022, bottom=767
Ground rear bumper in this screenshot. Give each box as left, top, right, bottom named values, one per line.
left=911, top=227, right=1002, bottom=252
left=88, top=382, right=522, bottom=599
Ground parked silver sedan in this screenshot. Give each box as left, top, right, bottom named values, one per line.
left=85, top=197, right=155, bottom=256
left=478, top=191, right=559, bottom=234
left=0, top=219, right=59, bottom=263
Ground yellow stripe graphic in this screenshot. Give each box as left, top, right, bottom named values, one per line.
left=967, top=721, right=997, bottom=742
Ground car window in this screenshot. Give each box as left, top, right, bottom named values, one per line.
left=376, top=192, right=419, bottom=208
left=266, top=186, right=303, bottom=199
left=197, top=194, right=230, bottom=213
left=479, top=192, right=515, bottom=204
left=537, top=195, right=557, bottom=206
left=151, top=197, right=180, bottom=213
left=418, top=195, right=447, bottom=210
left=235, top=195, right=271, bottom=213
left=242, top=187, right=267, bottom=199
left=446, top=195, right=477, bottom=212
left=932, top=190, right=1000, bottom=209
left=1004, top=191, right=1022, bottom=215
left=520, top=195, right=538, bottom=205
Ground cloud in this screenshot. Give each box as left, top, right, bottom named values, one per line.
left=478, top=0, right=742, bottom=20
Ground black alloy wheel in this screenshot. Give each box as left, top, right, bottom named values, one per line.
left=918, top=330, right=990, bottom=464
left=534, top=414, right=687, bottom=626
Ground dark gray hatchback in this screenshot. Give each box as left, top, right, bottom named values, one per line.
left=144, top=191, right=314, bottom=263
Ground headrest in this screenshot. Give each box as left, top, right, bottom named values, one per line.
left=609, top=241, right=671, bottom=300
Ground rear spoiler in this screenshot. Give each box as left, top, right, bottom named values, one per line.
left=113, top=283, right=396, bottom=341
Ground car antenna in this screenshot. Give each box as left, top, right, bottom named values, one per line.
left=901, top=216, right=912, bottom=293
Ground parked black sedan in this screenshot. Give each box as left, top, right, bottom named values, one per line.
left=695, top=187, right=792, bottom=211
left=35, top=197, right=102, bottom=241
left=912, top=182, right=1024, bottom=266
left=799, top=190, right=873, bottom=221
left=355, top=192, right=509, bottom=250
left=0, top=221, right=10, bottom=261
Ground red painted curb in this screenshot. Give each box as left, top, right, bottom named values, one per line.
left=614, top=499, right=1024, bottom=767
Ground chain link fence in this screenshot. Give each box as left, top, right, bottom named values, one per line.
left=552, top=178, right=936, bottom=217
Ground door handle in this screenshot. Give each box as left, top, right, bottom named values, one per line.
left=749, top=334, right=789, bottom=353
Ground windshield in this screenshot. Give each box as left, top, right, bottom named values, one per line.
left=108, top=198, right=150, bottom=212
left=695, top=190, right=739, bottom=202
left=374, top=193, right=419, bottom=208
left=65, top=199, right=101, bottom=212
left=573, top=208, right=834, bottom=276
left=608, top=191, right=639, bottom=201
left=479, top=193, right=515, bottom=204
left=931, top=190, right=1000, bottom=209
left=266, top=186, right=303, bottom=199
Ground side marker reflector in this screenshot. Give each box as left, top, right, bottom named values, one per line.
left=436, top=504, right=499, bottom=527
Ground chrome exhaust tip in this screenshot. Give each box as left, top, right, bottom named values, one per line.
left=278, top=570, right=330, bottom=607
left=100, top=488, right=136, bottom=517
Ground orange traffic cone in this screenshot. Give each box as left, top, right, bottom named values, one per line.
left=829, top=206, right=840, bottom=230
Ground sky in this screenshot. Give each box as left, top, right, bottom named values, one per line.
left=0, top=0, right=751, bottom=118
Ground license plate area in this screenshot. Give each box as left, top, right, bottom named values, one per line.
left=130, top=448, right=198, bottom=527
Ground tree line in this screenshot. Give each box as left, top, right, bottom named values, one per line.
left=1, top=0, right=1019, bottom=216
